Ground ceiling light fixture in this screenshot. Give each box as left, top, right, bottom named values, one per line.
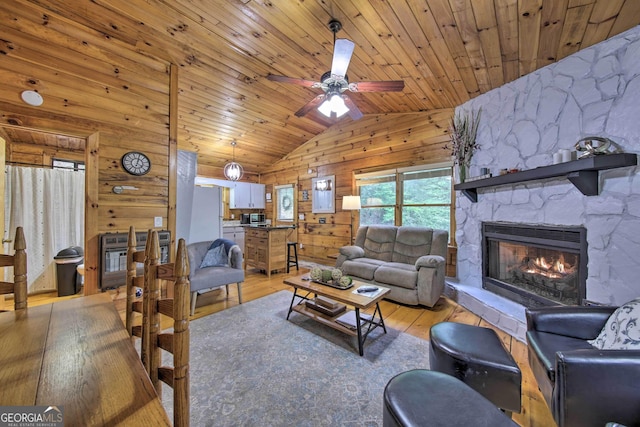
left=223, top=141, right=244, bottom=181
left=318, top=87, right=349, bottom=118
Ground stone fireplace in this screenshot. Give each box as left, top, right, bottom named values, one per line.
left=451, top=25, right=640, bottom=322
left=482, top=222, right=587, bottom=308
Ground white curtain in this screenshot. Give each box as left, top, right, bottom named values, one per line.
left=4, top=165, right=85, bottom=293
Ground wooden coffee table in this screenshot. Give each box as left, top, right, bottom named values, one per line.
left=283, top=274, right=390, bottom=356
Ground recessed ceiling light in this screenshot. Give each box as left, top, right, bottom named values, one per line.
left=21, top=90, right=43, bottom=107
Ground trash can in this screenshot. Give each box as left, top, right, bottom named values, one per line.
left=55, top=246, right=84, bottom=297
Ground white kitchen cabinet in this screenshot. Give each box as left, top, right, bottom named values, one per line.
left=223, top=226, right=245, bottom=253
left=230, top=182, right=265, bottom=209
left=250, top=183, right=265, bottom=209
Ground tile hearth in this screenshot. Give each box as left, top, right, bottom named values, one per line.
left=445, top=278, right=527, bottom=342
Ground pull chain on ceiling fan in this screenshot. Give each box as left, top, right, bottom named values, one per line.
left=267, top=18, right=404, bottom=121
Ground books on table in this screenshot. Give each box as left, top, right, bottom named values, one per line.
left=335, top=311, right=373, bottom=330
left=305, top=298, right=346, bottom=316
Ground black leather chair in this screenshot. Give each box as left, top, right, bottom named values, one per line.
left=526, top=305, right=640, bottom=427
left=383, top=369, right=518, bottom=427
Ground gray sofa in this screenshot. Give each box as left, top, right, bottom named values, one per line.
left=335, top=225, right=448, bottom=307
left=187, top=239, right=244, bottom=315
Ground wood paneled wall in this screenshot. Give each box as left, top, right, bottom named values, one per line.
left=0, top=2, right=173, bottom=294
left=261, top=110, right=454, bottom=265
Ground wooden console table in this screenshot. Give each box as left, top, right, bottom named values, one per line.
left=0, top=293, right=170, bottom=426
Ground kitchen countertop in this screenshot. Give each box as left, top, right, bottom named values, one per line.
left=242, top=224, right=294, bottom=230
left=222, top=220, right=242, bottom=227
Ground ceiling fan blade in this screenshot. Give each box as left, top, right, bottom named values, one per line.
left=267, top=74, right=319, bottom=88
left=331, top=39, right=355, bottom=78
left=342, top=95, right=363, bottom=121
left=295, top=94, right=326, bottom=117
left=348, top=80, right=405, bottom=92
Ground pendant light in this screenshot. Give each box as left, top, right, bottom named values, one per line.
left=223, top=141, right=244, bottom=181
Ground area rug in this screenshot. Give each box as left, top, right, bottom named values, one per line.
left=162, top=290, right=431, bottom=426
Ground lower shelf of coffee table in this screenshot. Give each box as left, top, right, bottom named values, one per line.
left=292, top=303, right=358, bottom=337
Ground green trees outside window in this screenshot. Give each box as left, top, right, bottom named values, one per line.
left=357, top=166, right=452, bottom=237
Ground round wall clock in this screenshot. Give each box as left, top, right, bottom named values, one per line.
left=121, top=151, right=151, bottom=176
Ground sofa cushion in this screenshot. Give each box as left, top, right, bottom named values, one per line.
left=374, top=262, right=418, bottom=290
left=392, top=227, right=434, bottom=264
left=526, top=330, right=595, bottom=383
left=188, top=241, right=211, bottom=271
left=200, top=244, right=228, bottom=268
left=589, top=297, right=640, bottom=350
left=362, top=226, right=397, bottom=262
left=342, top=258, right=386, bottom=281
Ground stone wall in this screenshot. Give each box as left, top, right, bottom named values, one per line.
left=455, top=25, right=640, bottom=306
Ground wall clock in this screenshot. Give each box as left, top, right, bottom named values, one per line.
left=121, top=151, right=151, bottom=176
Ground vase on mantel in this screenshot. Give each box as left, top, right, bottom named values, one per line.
left=457, top=163, right=467, bottom=184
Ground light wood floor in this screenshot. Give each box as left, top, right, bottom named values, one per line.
left=18, top=267, right=556, bottom=427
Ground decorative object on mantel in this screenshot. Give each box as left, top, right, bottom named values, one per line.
left=553, top=149, right=574, bottom=164
left=574, top=136, right=617, bottom=158
left=446, top=108, right=482, bottom=183
left=223, top=141, right=244, bottom=181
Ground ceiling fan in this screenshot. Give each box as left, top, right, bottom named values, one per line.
left=267, top=19, right=405, bottom=121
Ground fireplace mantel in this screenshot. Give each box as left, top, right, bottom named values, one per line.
left=455, top=153, right=637, bottom=202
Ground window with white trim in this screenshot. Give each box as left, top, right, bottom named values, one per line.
left=53, top=158, right=85, bottom=171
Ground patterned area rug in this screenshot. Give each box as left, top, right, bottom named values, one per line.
left=162, top=290, right=431, bottom=426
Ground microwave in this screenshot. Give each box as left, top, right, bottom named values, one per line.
left=250, top=213, right=265, bottom=224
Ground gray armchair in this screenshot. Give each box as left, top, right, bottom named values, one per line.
left=526, top=305, right=640, bottom=427
left=186, top=239, right=244, bottom=315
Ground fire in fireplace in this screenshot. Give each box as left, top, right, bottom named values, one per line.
left=482, top=222, right=587, bottom=308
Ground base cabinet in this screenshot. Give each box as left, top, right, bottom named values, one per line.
left=244, top=227, right=289, bottom=277
left=223, top=226, right=245, bottom=253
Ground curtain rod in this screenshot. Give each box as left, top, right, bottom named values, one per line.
left=6, top=161, right=84, bottom=172
left=6, top=161, right=54, bottom=169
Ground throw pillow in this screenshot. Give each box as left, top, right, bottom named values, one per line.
left=199, top=244, right=228, bottom=269
left=589, top=297, right=640, bottom=350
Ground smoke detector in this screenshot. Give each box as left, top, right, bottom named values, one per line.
left=21, top=90, right=43, bottom=106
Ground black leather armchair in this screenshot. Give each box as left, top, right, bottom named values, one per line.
left=526, top=305, right=640, bottom=427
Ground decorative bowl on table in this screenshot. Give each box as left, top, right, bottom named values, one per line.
left=309, top=267, right=353, bottom=289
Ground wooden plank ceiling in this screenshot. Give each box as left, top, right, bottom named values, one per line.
left=2, top=0, right=639, bottom=176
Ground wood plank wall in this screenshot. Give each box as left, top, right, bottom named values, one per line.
left=0, top=1, right=172, bottom=294
left=260, top=109, right=454, bottom=266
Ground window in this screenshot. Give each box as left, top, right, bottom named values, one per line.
left=275, top=184, right=294, bottom=221
left=358, top=172, right=396, bottom=225
left=53, top=158, right=85, bottom=171
left=356, top=163, right=453, bottom=237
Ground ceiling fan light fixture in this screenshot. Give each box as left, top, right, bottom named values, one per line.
left=330, top=94, right=349, bottom=117
left=318, top=92, right=349, bottom=118
left=318, top=98, right=333, bottom=117
left=223, top=141, right=244, bottom=181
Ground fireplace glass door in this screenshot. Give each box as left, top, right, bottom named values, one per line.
left=482, top=223, right=587, bottom=307
left=486, top=240, right=581, bottom=305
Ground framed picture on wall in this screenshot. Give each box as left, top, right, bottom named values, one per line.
left=312, top=175, right=335, bottom=213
